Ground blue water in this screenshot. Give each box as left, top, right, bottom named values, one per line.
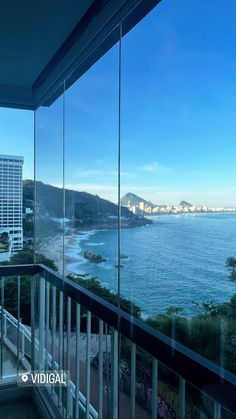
left=66, top=213, right=236, bottom=316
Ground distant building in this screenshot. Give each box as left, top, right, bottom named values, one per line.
left=0, top=154, right=24, bottom=261
left=139, top=201, right=145, bottom=211
left=25, top=207, right=33, bottom=215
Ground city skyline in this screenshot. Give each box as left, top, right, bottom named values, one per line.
left=1, top=0, right=236, bottom=207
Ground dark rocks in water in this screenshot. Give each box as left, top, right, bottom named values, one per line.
left=84, top=250, right=106, bottom=263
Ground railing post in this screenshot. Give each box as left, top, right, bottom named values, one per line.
left=45, top=281, right=50, bottom=371
left=110, top=329, right=118, bottom=419
left=17, top=276, right=21, bottom=376
left=98, top=319, right=104, bottom=419
left=31, top=274, right=36, bottom=371
left=131, top=343, right=136, bottom=419
left=52, top=285, right=56, bottom=372
left=0, top=277, right=4, bottom=379
left=66, top=297, right=71, bottom=419
left=75, top=303, right=81, bottom=419
left=58, top=290, right=63, bottom=411
left=39, top=276, right=45, bottom=370
left=105, top=324, right=110, bottom=418
left=152, top=358, right=158, bottom=419
left=22, top=328, right=25, bottom=359
left=3, top=314, right=6, bottom=339
left=214, top=402, right=221, bottom=419
left=179, top=377, right=186, bottom=419
left=86, top=311, right=91, bottom=419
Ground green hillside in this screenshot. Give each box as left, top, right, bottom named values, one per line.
left=23, top=180, right=152, bottom=229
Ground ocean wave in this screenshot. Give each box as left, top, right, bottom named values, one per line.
left=65, top=245, right=88, bottom=265
left=65, top=246, right=82, bottom=258
left=65, top=230, right=100, bottom=258
left=67, top=259, right=87, bottom=273
left=86, top=242, right=105, bottom=246
left=79, top=230, right=98, bottom=238
left=96, top=262, right=114, bottom=270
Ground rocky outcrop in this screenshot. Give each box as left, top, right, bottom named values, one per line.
left=84, top=250, right=106, bottom=263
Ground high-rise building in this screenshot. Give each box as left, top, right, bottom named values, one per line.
left=0, top=154, right=23, bottom=261
left=139, top=201, right=145, bottom=212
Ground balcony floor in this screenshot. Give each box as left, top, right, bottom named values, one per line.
left=0, top=399, right=40, bottom=419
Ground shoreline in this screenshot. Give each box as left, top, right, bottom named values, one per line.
left=37, top=212, right=235, bottom=317
left=37, top=217, right=153, bottom=276
left=37, top=210, right=236, bottom=277
left=145, top=210, right=236, bottom=217
left=38, top=228, right=102, bottom=276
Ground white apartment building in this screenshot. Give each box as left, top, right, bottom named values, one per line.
left=0, top=154, right=23, bottom=261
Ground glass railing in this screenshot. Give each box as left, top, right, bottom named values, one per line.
left=0, top=264, right=236, bottom=419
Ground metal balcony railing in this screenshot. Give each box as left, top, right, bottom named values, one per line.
left=0, top=264, right=236, bottom=419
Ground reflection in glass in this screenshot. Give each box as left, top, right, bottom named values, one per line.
left=64, top=45, right=119, bottom=298
left=35, top=92, right=64, bottom=272
left=0, top=109, right=34, bottom=265
left=120, top=0, right=236, bottom=381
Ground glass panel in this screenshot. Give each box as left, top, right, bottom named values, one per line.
left=119, top=338, right=183, bottom=419
left=1, top=275, right=32, bottom=379
left=1, top=276, right=18, bottom=378
left=186, top=382, right=215, bottom=418
left=120, top=337, right=152, bottom=419
left=222, top=407, right=236, bottom=419
left=0, top=108, right=34, bottom=265
left=121, top=0, right=236, bottom=379
left=64, top=45, right=119, bottom=301
left=35, top=90, right=64, bottom=272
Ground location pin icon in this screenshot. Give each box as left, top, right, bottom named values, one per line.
left=21, top=374, right=28, bottom=383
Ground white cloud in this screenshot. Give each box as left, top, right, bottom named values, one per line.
left=74, top=169, right=110, bottom=178
left=64, top=183, right=117, bottom=192
left=138, top=162, right=172, bottom=174
left=51, top=182, right=236, bottom=207
left=70, top=162, right=172, bottom=181
left=73, top=168, right=134, bottom=179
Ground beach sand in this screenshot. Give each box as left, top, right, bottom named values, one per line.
left=38, top=231, right=96, bottom=276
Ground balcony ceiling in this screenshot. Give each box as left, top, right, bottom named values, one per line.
left=0, top=0, right=161, bottom=110
left=0, top=1, right=94, bottom=89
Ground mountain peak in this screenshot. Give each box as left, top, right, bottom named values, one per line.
left=179, top=200, right=192, bottom=207
left=121, top=192, right=156, bottom=207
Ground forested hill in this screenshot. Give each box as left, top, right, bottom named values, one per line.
left=23, top=180, right=151, bottom=227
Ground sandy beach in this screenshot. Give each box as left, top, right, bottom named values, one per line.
left=38, top=230, right=98, bottom=276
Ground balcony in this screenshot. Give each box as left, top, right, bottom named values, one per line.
left=0, top=264, right=235, bottom=418
left=1, top=0, right=236, bottom=417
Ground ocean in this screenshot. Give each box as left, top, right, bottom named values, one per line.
left=65, top=213, right=236, bottom=317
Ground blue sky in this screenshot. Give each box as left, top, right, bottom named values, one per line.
left=1, top=0, right=236, bottom=206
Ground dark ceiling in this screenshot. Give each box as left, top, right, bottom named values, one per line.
left=0, top=0, right=161, bottom=110
left=0, top=1, right=94, bottom=88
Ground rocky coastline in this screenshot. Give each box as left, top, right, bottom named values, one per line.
left=73, top=216, right=153, bottom=230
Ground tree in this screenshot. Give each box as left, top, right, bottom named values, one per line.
left=165, top=306, right=184, bottom=316
left=68, top=274, right=142, bottom=318
left=192, top=300, right=222, bottom=316
left=0, top=249, right=58, bottom=271
left=1, top=251, right=58, bottom=324
left=226, top=256, right=236, bottom=282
